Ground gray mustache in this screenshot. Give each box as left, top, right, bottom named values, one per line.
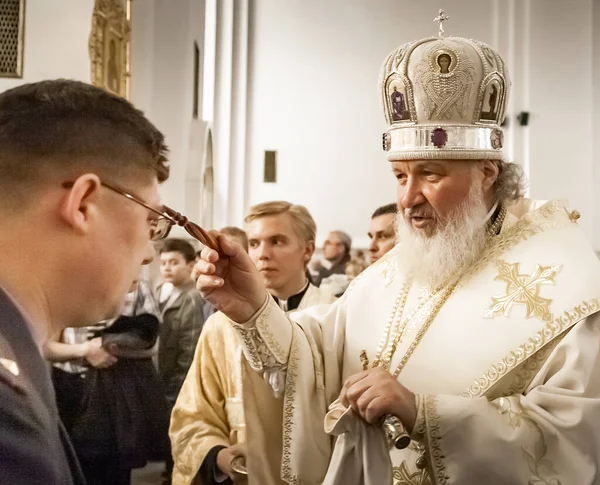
left=404, top=208, right=434, bottom=219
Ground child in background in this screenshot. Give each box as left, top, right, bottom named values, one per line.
left=158, top=238, right=209, bottom=484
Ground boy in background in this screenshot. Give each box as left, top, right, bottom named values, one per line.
left=158, top=238, right=209, bottom=483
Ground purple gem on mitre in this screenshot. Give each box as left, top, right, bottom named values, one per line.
left=431, top=127, right=448, bottom=148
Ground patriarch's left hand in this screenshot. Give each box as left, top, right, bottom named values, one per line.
left=340, top=367, right=417, bottom=433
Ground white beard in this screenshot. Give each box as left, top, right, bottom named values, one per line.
left=395, top=186, right=490, bottom=289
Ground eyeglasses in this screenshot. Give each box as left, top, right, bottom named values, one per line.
left=62, top=180, right=219, bottom=249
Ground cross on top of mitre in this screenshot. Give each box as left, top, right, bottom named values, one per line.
left=434, top=9, right=450, bottom=37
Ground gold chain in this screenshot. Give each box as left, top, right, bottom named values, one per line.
left=378, top=282, right=440, bottom=370
left=391, top=283, right=458, bottom=377
left=369, top=280, right=453, bottom=373
left=370, top=282, right=411, bottom=368
left=487, top=205, right=507, bottom=238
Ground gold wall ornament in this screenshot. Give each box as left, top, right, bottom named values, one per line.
left=485, top=260, right=562, bottom=322
left=89, top=0, right=131, bottom=98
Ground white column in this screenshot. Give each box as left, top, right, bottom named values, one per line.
left=495, top=0, right=530, bottom=174
left=229, top=0, right=250, bottom=225
left=496, top=0, right=595, bottom=245
left=202, top=0, right=217, bottom=123
left=593, top=0, right=600, bottom=250
left=211, top=0, right=250, bottom=229
left=526, top=0, right=593, bottom=239
left=129, top=0, right=156, bottom=118
left=212, top=0, right=234, bottom=229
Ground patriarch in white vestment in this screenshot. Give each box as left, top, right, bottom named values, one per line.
left=193, top=14, right=600, bottom=485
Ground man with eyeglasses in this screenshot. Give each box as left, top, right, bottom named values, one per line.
left=0, top=80, right=172, bottom=484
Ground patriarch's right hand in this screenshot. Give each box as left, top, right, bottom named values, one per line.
left=194, top=232, right=266, bottom=323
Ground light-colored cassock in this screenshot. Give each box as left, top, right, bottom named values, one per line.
left=227, top=199, right=600, bottom=485
left=170, top=284, right=336, bottom=485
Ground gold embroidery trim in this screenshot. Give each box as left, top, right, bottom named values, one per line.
left=492, top=397, right=562, bottom=484
left=231, top=303, right=274, bottom=370
left=422, top=392, right=562, bottom=484
left=505, top=334, right=565, bottom=396
left=255, top=303, right=289, bottom=363
left=485, top=261, right=562, bottom=322
left=464, top=298, right=600, bottom=398
left=392, top=460, right=432, bottom=485
left=456, top=200, right=567, bottom=289
left=422, top=395, right=450, bottom=485
left=231, top=297, right=290, bottom=368
left=280, top=326, right=301, bottom=484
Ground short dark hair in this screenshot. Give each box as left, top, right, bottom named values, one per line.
left=159, top=238, right=196, bottom=263
left=0, top=79, right=169, bottom=207
left=372, top=203, right=397, bottom=219
left=220, top=226, right=249, bottom=252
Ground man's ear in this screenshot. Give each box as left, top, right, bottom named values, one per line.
left=304, top=240, right=316, bottom=265
left=59, top=174, right=102, bottom=235
left=480, top=160, right=500, bottom=193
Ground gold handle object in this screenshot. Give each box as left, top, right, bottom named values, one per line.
left=383, top=414, right=411, bottom=449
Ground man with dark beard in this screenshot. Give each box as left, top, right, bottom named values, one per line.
left=192, top=18, right=600, bottom=485
left=0, top=80, right=170, bottom=485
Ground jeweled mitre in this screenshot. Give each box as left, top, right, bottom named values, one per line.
left=380, top=33, right=510, bottom=161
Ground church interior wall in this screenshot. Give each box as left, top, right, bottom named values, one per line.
left=245, top=0, right=597, bottom=249
left=592, top=0, right=600, bottom=250
left=245, top=0, right=506, bottom=249
left=525, top=0, right=593, bottom=243
left=0, top=0, right=94, bottom=93
left=1, top=0, right=599, bottom=252
left=129, top=0, right=207, bottom=226
left=128, top=0, right=208, bottom=285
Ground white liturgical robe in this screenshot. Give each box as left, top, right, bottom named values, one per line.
left=230, top=199, right=600, bottom=485
left=170, top=284, right=336, bottom=485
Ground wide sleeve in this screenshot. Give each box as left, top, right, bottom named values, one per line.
left=414, top=312, right=600, bottom=484
left=229, top=295, right=293, bottom=373
left=234, top=294, right=350, bottom=483
left=170, top=316, right=231, bottom=485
